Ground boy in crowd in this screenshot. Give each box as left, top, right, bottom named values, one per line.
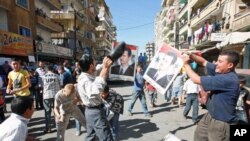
left=0, top=96, right=35, bottom=141
left=100, top=86, right=124, bottom=140
left=54, top=84, right=86, bottom=141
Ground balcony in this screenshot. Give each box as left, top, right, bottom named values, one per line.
left=0, top=0, right=11, bottom=10
left=179, top=23, right=188, bottom=35
left=166, top=29, right=174, bottom=38
left=36, top=15, right=63, bottom=32
left=43, top=0, right=61, bottom=10
left=232, top=10, right=250, bottom=31
left=190, top=0, right=218, bottom=28
left=179, top=4, right=188, bottom=19
left=51, top=12, right=74, bottom=20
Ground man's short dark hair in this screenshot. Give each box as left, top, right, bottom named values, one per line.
left=103, top=85, right=109, bottom=93
left=11, top=96, right=34, bottom=116
left=124, top=48, right=132, bottom=57
left=79, top=54, right=94, bottom=72
left=47, top=65, right=54, bottom=72
left=220, top=51, right=239, bottom=67
left=12, top=58, right=21, bottom=63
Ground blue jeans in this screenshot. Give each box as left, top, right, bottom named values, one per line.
left=75, top=105, right=85, bottom=133
left=110, top=113, right=120, bottom=141
left=128, top=90, right=149, bottom=115
left=43, top=98, right=54, bottom=130
left=146, top=90, right=157, bottom=105
left=183, top=93, right=199, bottom=122
left=236, top=110, right=248, bottom=124
left=165, top=85, right=172, bottom=101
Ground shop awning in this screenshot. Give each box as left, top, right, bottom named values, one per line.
left=216, top=32, right=250, bottom=48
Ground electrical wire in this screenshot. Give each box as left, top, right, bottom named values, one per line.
left=117, top=22, right=154, bottom=31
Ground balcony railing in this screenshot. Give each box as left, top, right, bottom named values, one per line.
left=190, top=0, right=217, bottom=28
left=232, top=10, right=250, bottom=31
left=0, top=0, right=11, bottom=10
left=36, top=15, right=63, bottom=32
left=44, top=0, right=61, bottom=10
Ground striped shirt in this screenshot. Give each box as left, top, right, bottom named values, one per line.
left=0, top=113, right=29, bottom=141
left=42, top=72, right=61, bottom=99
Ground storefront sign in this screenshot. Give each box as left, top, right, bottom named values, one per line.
left=0, top=29, right=33, bottom=56
left=211, top=33, right=226, bottom=42
left=37, top=42, right=72, bottom=57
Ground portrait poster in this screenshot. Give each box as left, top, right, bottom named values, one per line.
left=143, top=43, right=184, bottom=94
left=109, top=42, right=138, bottom=81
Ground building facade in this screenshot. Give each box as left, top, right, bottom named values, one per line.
left=0, top=0, right=35, bottom=62
left=145, top=42, right=155, bottom=62
left=51, top=0, right=100, bottom=60
left=155, top=0, right=250, bottom=69
left=95, top=0, right=116, bottom=63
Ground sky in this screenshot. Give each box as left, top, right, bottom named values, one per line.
left=105, top=0, right=162, bottom=54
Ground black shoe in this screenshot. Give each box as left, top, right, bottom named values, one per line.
left=108, top=41, right=126, bottom=62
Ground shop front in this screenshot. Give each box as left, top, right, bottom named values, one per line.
left=0, top=29, right=34, bottom=63
left=35, top=42, right=73, bottom=62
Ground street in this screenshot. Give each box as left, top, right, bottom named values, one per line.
left=5, top=82, right=207, bottom=141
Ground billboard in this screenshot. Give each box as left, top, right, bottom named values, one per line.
left=109, top=42, right=138, bottom=81
left=143, top=43, right=183, bottom=94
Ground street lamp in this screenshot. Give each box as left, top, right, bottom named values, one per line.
left=71, top=3, right=97, bottom=60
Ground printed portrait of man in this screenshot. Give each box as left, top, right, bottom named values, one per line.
left=146, top=50, right=178, bottom=89
left=111, top=48, right=135, bottom=76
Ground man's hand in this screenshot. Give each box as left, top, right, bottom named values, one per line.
left=6, top=88, right=11, bottom=94
left=182, top=53, right=191, bottom=65
left=102, top=57, right=113, bottom=69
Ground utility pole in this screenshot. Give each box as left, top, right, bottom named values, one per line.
left=174, top=0, right=180, bottom=50
left=72, top=4, right=96, bottom=60
left=74, top=9, right=77, bottom=60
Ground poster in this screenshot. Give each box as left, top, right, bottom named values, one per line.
left=143, top=43, right=183, bottom=94
left=109, top=42, right=138, bottom=81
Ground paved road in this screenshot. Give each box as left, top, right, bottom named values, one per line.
left=5, top=82, right=207, bottom=141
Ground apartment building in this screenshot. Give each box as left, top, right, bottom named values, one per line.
left=155, top=0, right=250, bottom=69
left=0, top=0, right=35, bottom=61
left=34, top=0, right=73, bottom=61
left=51, top=0, right=100, bottom=60
left=145, top=42, right=155, bottom=62
left=95, top=0, right=116, bottom=63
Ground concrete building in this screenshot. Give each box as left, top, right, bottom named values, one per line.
left=34, top=0, right=73, bottom=61
left=145, top=42, right=155, bottom=62
left=155, top=0, right=250, bottom=69
left=0, top=0, right=35, bottom=61
left=51, top=0, right=100, bottom=60
left=95, top=0, right=116, bottom=63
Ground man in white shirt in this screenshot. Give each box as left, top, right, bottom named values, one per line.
left=77, top=54, right=113, bottom=141
left=183, top=78, right=201, bottom=124
left=0, top=96, right=35, bottom=141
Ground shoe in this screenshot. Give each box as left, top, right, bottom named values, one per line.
left=43, top=128, right=52, bottom=133
left=108, top=41, right=126, bottom=62
left=193, top=120, right=198, bottom=125
left=183, top=115, right=187, bottom=120
left=75, top=131, right=80, bottom=136
left=128, top=111, right=132, bottom=116
left=145, top=113, right=152, bottom=117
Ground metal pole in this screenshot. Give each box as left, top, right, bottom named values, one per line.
left=74, top=10, right=77, bottom=60
left=174, top=1, right=180, bottom=50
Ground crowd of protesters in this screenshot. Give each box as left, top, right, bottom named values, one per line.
left=0, top=49, right=250, bottom=141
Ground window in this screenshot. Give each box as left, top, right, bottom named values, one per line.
left=16, top=0, right=29, bottom=9
left=19, top=26, right=31, bottom=37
